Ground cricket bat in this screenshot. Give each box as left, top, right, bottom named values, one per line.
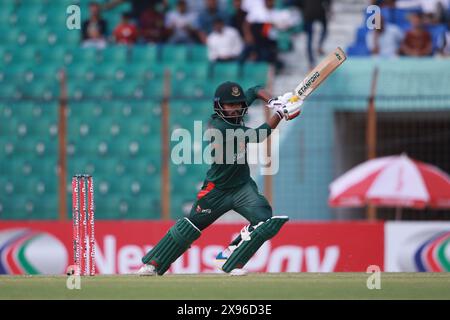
left=293, top=47, right=347, bottom=101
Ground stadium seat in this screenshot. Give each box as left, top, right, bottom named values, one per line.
left=242, top=62, right=269, bottom=80
left=189, top=45, right=208, bottom=62
left=93, top=196, right=130, bottom=219
left=0, top=196, right=35, bottom=220
left=3, top=46, right=39, bottom=64
left=0, top=84, right=21, bottom=100
left=65, top=47, right=99, bottom=65
left=172, top=80, right=209, bottom=99
left=161, top=45, right=189, bottom=63
left=127, top=197, right=161, bottom=219
left=172, top=63, right=211, bottom=81
left=98, top=46, right=130, bottom=64
left=18, top=82, right=59, bottom=101
left=211, top=62, right=241, bottom=80
left=131, top=46, right=159, bottom=64
left=30, top=195, right=58, bottom=219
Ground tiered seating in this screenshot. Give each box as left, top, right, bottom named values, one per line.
left=347, top=6, right=449, bottom=56
left=0, top=1, right=269, bottom=220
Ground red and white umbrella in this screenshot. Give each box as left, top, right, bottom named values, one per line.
left=329, top=154, right=450, bottom=209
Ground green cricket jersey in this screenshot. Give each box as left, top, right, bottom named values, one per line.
left=204, top=86, right=272, bottom=189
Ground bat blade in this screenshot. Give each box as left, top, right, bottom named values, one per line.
left=294, top=47, right=346, bottom=101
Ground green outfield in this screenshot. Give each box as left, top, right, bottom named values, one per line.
left=0, top=273, right=449, bottom=300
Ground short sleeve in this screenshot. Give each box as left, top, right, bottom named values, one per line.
left=245, top=85, right=264, bottom=106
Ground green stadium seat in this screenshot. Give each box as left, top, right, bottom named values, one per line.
left=65, top=47, right=98, bottom=65
left=37, top=46, right=69, bottom=65
left=173, top=63, right=211, bottom=81
left=25, top=118, right=58, bottom=137
left=0, top=84, right=20, bottom=100
left=211, top=62, right=241, bottom=81
left=141, top=80, right=165, bottom=99
left=90, top=158, right=122, bottom=176
left=94, top=196, right=130, bottom=219
left=3, top=46, right=39, bottom=64
left=35, top=160, right=58, bottom=177
left=107, top=81, right=142, bottom=99
left=161, top=45, right=189, bottom=63
left=170, top=196, right=195, bottom=219
left=29, top=64, right=63, bottom=82
left=71, top=137, right=108, bottom=156
left=0, top=135, right=16, bottom=159
left=67, top=158, right=90, bottom=177
left=65, top=62, right=96, bottom=82
left=0, top=103, right=11, bottom=120
left=0, top=196, right=35, bottom=220
left=34, top=103, right=58, bottom=120
left=30, top=195, right=58, bottom=220
left=126, top=196, right=161, bottom=219
left=127, top=157, right=161, bottom=176
left=82, top=82, right=114, bottom=100
left=39, top=11, right=68, bottom=28
left=98, top=46, right=130, bottom=64
left=189, top=45, right=208, bottom=62
left=0, top=29, right=25, bottom=46
left=26, top=139, right=57, bottom=158
left=131, top=46, right=159, bottom=64
left=10, top=102, right=35, bottom=119
left=18, top=82, right=59, bottom=101
left=172, top=80, right=209, bottom=99
left=242, top=62, right=269, bottom=80
left=3, top=159, right=33, bottom=177
left=118, top=117, right=155, bottom=137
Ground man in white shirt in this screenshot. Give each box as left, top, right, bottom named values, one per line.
left=207, top=18, right=244, bottom=62
left=366, top=16, right=404, bottom=57
left=165, top=0, right=199, bottom=44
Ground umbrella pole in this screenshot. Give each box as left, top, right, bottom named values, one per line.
left=366, top=205, right=377, bottom=221
left=395, top=207, right=402, bottom=220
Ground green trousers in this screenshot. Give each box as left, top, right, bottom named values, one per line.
left=187, top=179, right=272, bottom=231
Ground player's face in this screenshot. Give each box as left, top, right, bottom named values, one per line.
left=222, top=103, right=243, bottom=118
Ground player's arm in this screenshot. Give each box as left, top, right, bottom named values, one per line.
left=251, top=88, right=282, bottom=129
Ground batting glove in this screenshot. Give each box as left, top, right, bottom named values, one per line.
left=267, top=92, right=294, bottom=109
left=282, top=95, right=303, bottom=120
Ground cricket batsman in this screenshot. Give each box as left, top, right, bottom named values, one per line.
left=138, top=81, right=303, bottom=275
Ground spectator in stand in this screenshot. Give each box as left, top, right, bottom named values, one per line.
left=165, top=0, right=199, bottom=44
left=399, top=12, right=433, bottom=56
left=197, top=0, right=229, bottom=43
left=379, top=0, right=396, bottom=8
left=186, top=0, right=228, bottom=13
left=113, top=12, right=139, bottom=44
left=292, top=0, right=331, bottom=68
left=230, top=0, right=257, bottom=61
left=240, top=0, right=285, bottom=69
left=102, top=0, right=168, bottom=21
left=206, top=18, right=244, bottom=62
left=395, top=0, right=449, bottom=24
left=139, top=3, right=168, bottom=43
left=82, top=2, right=108, bottom=49
left=439, top=20, right=450, bottom=55
left=366, top=16, right=404, bottom=57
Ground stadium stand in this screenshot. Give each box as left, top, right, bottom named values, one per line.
left=0, top=0, right=272, bottom=220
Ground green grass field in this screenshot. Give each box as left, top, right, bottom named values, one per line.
left=1, top=273, right=449, bottom=300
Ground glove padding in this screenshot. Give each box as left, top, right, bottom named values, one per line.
left=267, top=92, right=294, bottom=109
left=282, top=94, right=303, bottom=120
left=268, top=93, right=303, bottom=121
